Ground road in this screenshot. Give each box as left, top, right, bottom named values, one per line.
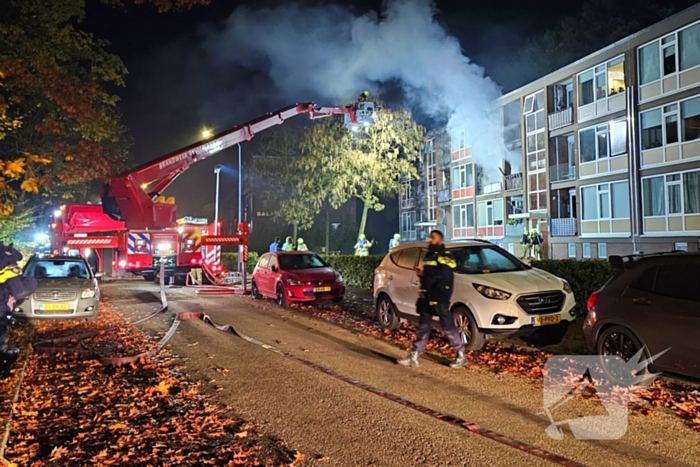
left=104, top=280, right=700, bottom=467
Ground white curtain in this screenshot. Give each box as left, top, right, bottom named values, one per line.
left=639, top=43, right=660, bottom=85
left=680, top=24, right=700, bottom=71
left=643, top=177, right=665, bottom=216
left=683, top=171, right=700, bottom=214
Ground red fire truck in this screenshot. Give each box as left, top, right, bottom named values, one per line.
left=52, top=99, right=376, bottom=284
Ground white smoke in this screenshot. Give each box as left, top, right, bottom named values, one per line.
left=205, top=0, right=506, bottom=179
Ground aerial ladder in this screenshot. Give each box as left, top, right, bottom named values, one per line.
left=101, top=99, right=377, bottom=287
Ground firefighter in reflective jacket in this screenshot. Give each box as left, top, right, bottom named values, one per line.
left=397, top=230, right=467, bottom=369
left=0, top=243, right=38, bottom=379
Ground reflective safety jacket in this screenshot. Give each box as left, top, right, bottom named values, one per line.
left=0, top=267, right=20, bottom=285
left=420, top=245, right=457, bottom=304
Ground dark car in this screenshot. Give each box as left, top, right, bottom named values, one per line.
left=251, top=252, right=345, bottom=306
left=583, top=251, right=700, bottom=380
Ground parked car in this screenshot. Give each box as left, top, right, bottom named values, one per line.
left=12, top=255, right=101, bottom=321
left=584, top=251, right=700, bottom=380
left=373, top=241, right=576, bottom=350
left=251, top=252, right=345, bottom=306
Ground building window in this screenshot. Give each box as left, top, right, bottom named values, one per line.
left=425, top=139, right=437, bottom=222
left=553, top=82, right=574, bottom=111
left=453, top=203, right=474, bottom=229
left=638, top=22, right=700, bottom=90
left=581, top=181, right=630, bottom=221
left=401, top=211, right=416, bottom=240
left=452, top=163, right=473, bottom=189
left=675, top=242, right=688, bottom=251
left=578, top=56, right=626, bottom=106
left=579, top=119, right=627, bottom=163
left=681, top=97, right=700, bottom=141
left=400, top=180, right=414, bottom=209
left=524, top=90, right=546, bottom=211
left=477, top=199, right=504, bottom=227
left=451, top=128, right=466, bottom=152
left=503, top=100, right=521, bottom=146
left=568, top=243, right=576, bottom=258
left=641, top=97, right=700, bottom=153
left=643, top=169, right=700, bottom=218
left=597, top=243, right=607, bottom=258
left=582, top=243, right=591, bottom=259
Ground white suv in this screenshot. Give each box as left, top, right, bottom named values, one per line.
left=373, top=241, right=576, bottom=350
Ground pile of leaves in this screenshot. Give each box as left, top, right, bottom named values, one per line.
left=292, top=297, right=700, bottom=431
left=3, top=304, right=300, bottom=466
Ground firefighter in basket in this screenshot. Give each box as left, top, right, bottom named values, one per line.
left=354, top=234, right=373, bottom=256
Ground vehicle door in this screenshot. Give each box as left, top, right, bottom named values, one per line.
left=390, top=248, right=422, bottom=315
left=266, top=255, right=281, bottom=295
left=622, top=259, right=700, bottom=375
left=255, top=254, right=271, bottom=295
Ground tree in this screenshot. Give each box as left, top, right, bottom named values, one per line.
left=293, top=105, right=425, bottom=240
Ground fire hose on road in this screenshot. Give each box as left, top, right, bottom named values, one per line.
left=28, top=265, right=586, bottom=467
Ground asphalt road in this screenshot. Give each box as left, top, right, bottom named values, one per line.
left=104, top=280, right=700, bottom=467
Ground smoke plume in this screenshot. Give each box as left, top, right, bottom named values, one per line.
left=205, top=0, right=506, bottom=178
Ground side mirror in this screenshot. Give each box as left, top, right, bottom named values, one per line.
left=271, top=266, right=278, bottom=272
left=95, top=272, right=104, bottom=279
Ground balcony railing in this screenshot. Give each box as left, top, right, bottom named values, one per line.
left=437, top=189, right=451, bottom=203
left=440, top=154, right=452, bottom=166
left=548, top=106, right=573, bottom=131
left=550, top=217, right=577, bottom=236
left=477, top=182, right=502, bottom=196
left=549, top=165, right=576, bottom=183
left=505, top=220, right=524, bottom=237
left=504, top=173, right=523, bottom=191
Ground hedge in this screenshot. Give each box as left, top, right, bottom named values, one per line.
left=221, top=252, right=260, bottom=274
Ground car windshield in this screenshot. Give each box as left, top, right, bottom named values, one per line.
left=449, top=246, right=526, bottom=274
left=278, top=254, right=327, bottom=270
left=24, top=259, right=90, bottom=279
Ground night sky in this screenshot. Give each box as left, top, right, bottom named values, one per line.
left=82, top=0, right=581, bottom=235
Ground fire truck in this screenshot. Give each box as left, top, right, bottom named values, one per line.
left=52, top=99, right=377, bottom=282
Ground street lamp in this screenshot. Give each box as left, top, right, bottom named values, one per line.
left=202, top=128, right=213, bottom=139
left=214, top=164, right=222, bottom=235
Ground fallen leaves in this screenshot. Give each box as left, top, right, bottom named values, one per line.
left=3, top=303, right=299, bottom=466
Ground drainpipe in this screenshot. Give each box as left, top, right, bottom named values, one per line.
left=627, top=86, right=639, bottom=254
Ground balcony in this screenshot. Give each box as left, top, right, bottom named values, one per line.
left=548, top=107, right=573, bottom=131
left=550, top=217, right=577, bottom=236
left=504, top=173, right=523, bottom=191
left=477, top=182, right=502, bottom=196
left=440, top=154, right=452, bottom=166
left=549, top=165, right=576, bottom=183
left=438, top=189, right=451, bottom=203
left=505, top=220, right=524, bottom=237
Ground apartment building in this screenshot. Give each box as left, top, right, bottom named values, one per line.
left=400, top=4, right=700, bottom=258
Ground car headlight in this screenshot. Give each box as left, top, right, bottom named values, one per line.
left=287, top=278, right=303, bottom=286
left=561, top=279, right=572, bottom=294
left=335, top=274, right=344, bottom=283
left=81, top=289, right=96, bottom=299
left=472, top=283, right=512, bottom=300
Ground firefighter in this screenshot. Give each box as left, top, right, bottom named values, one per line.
left=530, top=229, right=544, bottom=261
left=520, top=227, right=530, bottom=260
left=297, top=238, right=308, bottom=252
left=389, top=233, right=401, bottom=250
left=357, top=90, right=369, bottom=102
left=354, top=234, right=373, bottom=256
left=281, top=236, right=295, bottom=252
left=0, top=243, right=38, bottom=379
left=397, top=230, right=466, bottom=369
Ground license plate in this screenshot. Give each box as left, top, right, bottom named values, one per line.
left=39, top=303, right=70, bottom=311
left=532, top=314, right=561, bottom=327
left=313, top=286, right=331, bottom=293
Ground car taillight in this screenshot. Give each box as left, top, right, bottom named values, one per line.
left=190, top=259, right=196, bottom=265
left=587, top=290, right=600, bottom=311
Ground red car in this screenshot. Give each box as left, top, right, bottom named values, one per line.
left=251, top=252, right=345, bottom=306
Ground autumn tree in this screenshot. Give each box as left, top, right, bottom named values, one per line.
left=292, top=106, right=425, bottom=240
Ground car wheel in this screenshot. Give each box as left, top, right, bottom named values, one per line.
left=276, top=283, right=288, bottom=308
left=376, top=295, right=400, bottom=331
left=331, top=297, right=344, bottom=304
left=597, top=325, right=650, bottom=381
left=452, top=306, right=485, bottom=351
left=251, top=280, right=262, bottom=300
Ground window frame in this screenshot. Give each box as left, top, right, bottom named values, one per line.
left=637, top=20, right=700, bottom=101
left=567, top=243, right=576, bottom=258
left=452, top=203, right=475, bottom=229
left=579, top=119, right=628, bottom=165
left=597, top=243, right=607, bottom=259
left=640, top=168, right=700, bottom=233
left=639, top=95, right=700, bottom=167
left=580, top=180, right=630, bottom=222
left=477, top=199, right=504, bottom=227
left=577, top=54, right=626, bottom=107
left=582, top=243, right=591, bottom=259
left=452, top=163, right=473, bottom=190
left=400, top=211, right=416, bottom=240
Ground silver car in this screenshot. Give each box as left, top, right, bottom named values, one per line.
left=13, top=256, right=101, bottom=321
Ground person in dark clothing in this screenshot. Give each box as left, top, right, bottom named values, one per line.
left=397, top=230, right=467, bottom=369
